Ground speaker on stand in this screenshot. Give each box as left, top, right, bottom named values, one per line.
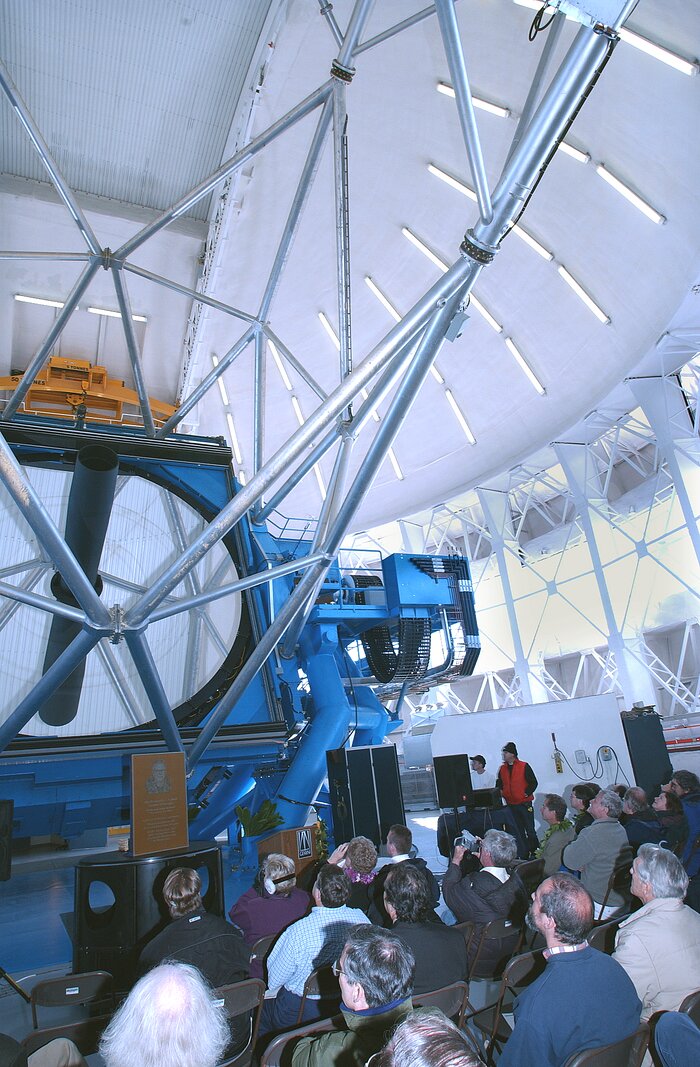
left=327, top=745, right=405, bottom=847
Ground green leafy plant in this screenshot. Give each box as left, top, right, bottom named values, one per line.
left=235, top=799, right=284, bottom=837
left=315, top=817, right=328, bottom=860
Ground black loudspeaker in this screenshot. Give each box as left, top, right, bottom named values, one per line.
left=327, top=745, right=405, bottom=847
left=0, top=799, right=13, bottom=881
left=73, top=841, right=223, bottom=992
left=622, top=711, right=673, bottom=799
left=433, top=753, right=474, bottom=809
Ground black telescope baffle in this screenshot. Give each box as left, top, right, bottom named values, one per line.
left=41, top=444, right=119, bottom=726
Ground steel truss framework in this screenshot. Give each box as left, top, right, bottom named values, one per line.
left=351, top=334, right=700, bottom=721
left=0, top=1, right=640, bottom=769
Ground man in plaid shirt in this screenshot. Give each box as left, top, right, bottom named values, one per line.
left=259, top=863, right=370, bottom=1036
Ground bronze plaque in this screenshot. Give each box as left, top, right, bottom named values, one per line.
left=131, top=752, right=189, bottom=856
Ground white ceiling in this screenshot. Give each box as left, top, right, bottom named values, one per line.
left=1, top=0, right=699, bottom=533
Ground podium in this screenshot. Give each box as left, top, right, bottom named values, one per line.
left=254, top=825, right=319, bottom=880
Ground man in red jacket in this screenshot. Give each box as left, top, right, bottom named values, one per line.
left=497, top=741, right=539, bottom=858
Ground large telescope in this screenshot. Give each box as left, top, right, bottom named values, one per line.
left=40, top=444, right=119, bottom=726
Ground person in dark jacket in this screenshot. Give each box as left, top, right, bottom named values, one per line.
left=496, top=742, right=539, bottom=857
left=442, top=829, right=526, bottom=974
left=139, top=867, right=250, bottom=1053
left=570, top=783, right=600, bottom=837
left=667, top=771, right=700, bottom=877
left=622, top=786, right=663, bottom=852
left=652, top=789, right=688, bottom=854
left=370, top=825, right=440, bottom=926
left=383, top=863, right=468, bottom=994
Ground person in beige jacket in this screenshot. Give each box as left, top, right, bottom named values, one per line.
left=613, top=843, right=700, bottom=1020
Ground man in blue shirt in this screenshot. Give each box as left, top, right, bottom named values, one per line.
left=500, top=873, right=641, bottom=1067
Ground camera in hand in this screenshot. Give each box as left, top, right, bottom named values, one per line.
left=454, top=828, right=479, bottom=853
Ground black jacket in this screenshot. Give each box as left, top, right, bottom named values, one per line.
left=139, top=909, right=250, bottom=1051
left=391, top=919, right=468, bottom=995
left=442, top=865, right=526, bottom=975
left=369, top=858, right=440, bottom=927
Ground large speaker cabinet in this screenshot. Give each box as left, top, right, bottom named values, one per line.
left=73, top=841, right=223, bottom=992
left=327, top=745, right=405, bottom=847
left=433, top=753, right=474, bottom=809
left=622, top=711, right=673, bottom=799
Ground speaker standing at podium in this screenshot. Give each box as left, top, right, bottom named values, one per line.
left=497, top=742, right=539, bottom=858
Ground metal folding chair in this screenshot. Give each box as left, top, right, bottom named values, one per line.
left=586, top=915, right=626, bottom=955
left=296, top=965, right=341, bottom=1025
left=260, top=1015, right=340, bottom=1067
left=562, top=1022, right=649, bottom=1066
left=216, top=978, right=266, bottom=1067
left=30, top=970, right=115, bottom=1029
left=466, top=950, right=546, bottom=1066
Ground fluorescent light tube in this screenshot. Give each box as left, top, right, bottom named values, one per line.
left=511, top=224, right=553, bottom=260
left=291, top=395, right=305, bottom=426
left=225, top=412, right=243, bottom=464
left=314, top=465, right=326, bottom=499
left=401, top=228, right=449, bottom=273
left=504, top=337, right=546, bottom=395
left=268, top=339, right=293, bottom=390
left=87, top=306, right=147, bottom=323
left=470, top=294, right=502, bottom=333
left=211, top=355, right=229, bottom=407
left=318, top=311, right=340, bottom=351
left=428, top=163, right=477, bottom=202
left=445, top=389, right=476, bottom=444
left=365, top=276, right=401, bottom=322
left=557, top=266, right=611, bottom=324
left=436, top=82, right=510, bottom=117
left=595, top=164, right=665, bottom=224
left=618, top=27, right=698, bottom=76
left=14, top=294, right=65, bottom=309
left=387, top=446, right=404, bottom=481
left=557, top=142, right=590, bottom=164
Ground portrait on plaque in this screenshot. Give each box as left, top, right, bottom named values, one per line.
left=131, top=752, right=188, bottom=856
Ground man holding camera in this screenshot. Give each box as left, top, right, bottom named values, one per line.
left=442, top=829, right=527, bottom=971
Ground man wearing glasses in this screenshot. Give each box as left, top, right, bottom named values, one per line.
left=291, top=926, right=415, bottom=1067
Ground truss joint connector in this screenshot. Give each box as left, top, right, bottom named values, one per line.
left=331, top=61, right=355, bottom=82
left=460, top=230, right=497, bottom=265
left=100, top=247, right=115, bottom=271
left=109, top=604, right=126, bottom=644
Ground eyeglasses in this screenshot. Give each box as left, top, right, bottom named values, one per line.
left=331, top=959, right=347, bottom=978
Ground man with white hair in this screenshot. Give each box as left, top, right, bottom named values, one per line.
left=613, top=844, right=700, bottom=1020
left=563, top=787, right=633, bottom=919
left=99, top=963, right=229, bottom=1067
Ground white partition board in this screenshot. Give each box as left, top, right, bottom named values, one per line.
left=430, top=694, right=635, bottom=830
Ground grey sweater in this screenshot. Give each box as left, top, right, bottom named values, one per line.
left=563, top=818, right=632, bottom=905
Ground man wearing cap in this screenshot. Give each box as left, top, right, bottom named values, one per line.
left=497, top=742, right=539, bottom=858
left=470, top=755, right=496, bottom=790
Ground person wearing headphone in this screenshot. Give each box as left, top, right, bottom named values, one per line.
left=229, top=853, right=311, bottom=978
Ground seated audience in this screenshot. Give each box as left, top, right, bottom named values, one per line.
left=375, top=1007, right=484, bottom=1067
left=570, top=782, right=600, bottom=837
left=228, top=853, right=311, bottom=977
left=666, top=770, right=700, bottom=876
left=535, top=793, right=574, bottom=876
left=138, top=867, right=250, bottom=1052
left=329, top=836, right=378, bottom=913
left=622, top=787, right=663, bottom=851
left=652, top=789, right=688, bottom=854
left=499, top=874, right=641, bottom=1067
left=383, top=863, right=468, bottom=994
left=612, top=844, right=700, bottom=1019
left=370, top=825, right=439, bottom=926
left=655, top=1012, right=700, bottom=1067
left=0, top=1034, right=85, bottom=1067
left=442, top=829, right=526, bottom=971
left=291, top=926, right=414, bottom=1067
left=99, top=962, right=229, bottom=1067
left=563, top=787, right=633, bottom=919
left=261, top=863, right=369, bottom=1035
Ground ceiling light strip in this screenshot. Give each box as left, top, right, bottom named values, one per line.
left=557, top=142, right=590, bottom=164
left=365, top=275, right=443, bottom=384
left=557, top=266, right=611, bottom=324
left=225, top=412, right=243, bottom=465
left=14, top=294, right=65, bottom=309
left=504, top=337, right=546, bottom=395
left=211, top=354, right=230, bottom=407
left=511, top=224, right=554, bottom=260
left=318, top=311, right=341, bottom=351
left=444, top=389, right=476, bottom=443
left=436, top=82, right=510, bottom=117
left=595, top=164, right=665, bottom=224
left=268, top=338, right=294, bottom=390
left=87, top=305, right=147, bottom=323
left=469, top=294, right=502, bottom=333
left=387, top=446, right=404, bottom=481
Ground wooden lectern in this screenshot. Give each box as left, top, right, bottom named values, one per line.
left=255, top=824, right=319, bottom=880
